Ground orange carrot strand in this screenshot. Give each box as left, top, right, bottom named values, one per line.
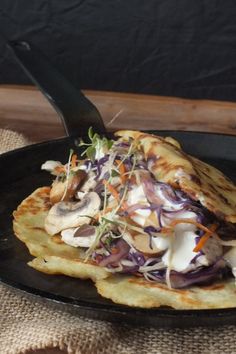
left=103, top=180, right=120, bottom=201
left=193, top=224, right=218, bottom=252
left=71, top=154, right=77, bottom=168
left=170, top=219, right=214, bottom=234
left=115, top=159, right=127, bottom=184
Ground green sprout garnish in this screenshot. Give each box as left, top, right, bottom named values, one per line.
left=111, top=169, right=120, bottom=178
left=78, top=127, right=113, bottom=162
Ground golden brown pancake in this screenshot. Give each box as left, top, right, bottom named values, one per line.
left=12, top=131, right=236, bottom=309
left=13, top=187, right=109, bottom=281
left=115, top=130, right=236, bottom=223
left=13, top=187, right=236, bottom=309
left=96, top=275, right=236, bottom=309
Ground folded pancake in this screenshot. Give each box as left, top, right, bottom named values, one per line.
left=96, top=276, right=236, bottom=309
left=115, top=130, right=236, bottom=223
left=13, top=130, right=236, bottom=309
left=13, top=187, right=109, bottom=281
left=13, top=187, right=236, bottom=309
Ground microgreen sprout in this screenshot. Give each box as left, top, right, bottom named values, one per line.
left=60, top=149, right=74, bottom=201
left=78, top=127, right=113, bottom=162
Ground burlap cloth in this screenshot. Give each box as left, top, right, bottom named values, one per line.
left=1, top=128, right=236, bottom=354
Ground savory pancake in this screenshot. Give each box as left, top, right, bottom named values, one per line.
left=13, top=186, right=236, bottom=309
left=115, top=130, right=236, bottom=222
left=12, top=130, right=236, bottom=309
left=13, top=187, right=109, bottom=281
left=96, top=276, right=236, bottom=310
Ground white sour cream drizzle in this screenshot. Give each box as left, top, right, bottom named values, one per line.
left=127, top=184, right=198, bottom=272
left=161, top=215, right=197, bottom=272
left=126, top=185, right=151, bottom=226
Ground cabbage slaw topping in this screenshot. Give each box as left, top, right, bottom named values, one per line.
left=42, top=128, right=236, bottom=289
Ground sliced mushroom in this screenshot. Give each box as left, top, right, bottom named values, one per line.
left=75, top=171, right=97, bottom=200
left=41, top=160, right=63, bottom=175
left=201, top=236, right=223, bottom=266
left=80, top=171, right=97, bottom=193
left=45, top=192, right=101, bottom=235
left=74, top=224, right=97, bottom=237
left=50, top=170, right=86, bottom=204
left=61, top=224, right=97, bottom=248
left=122, top=231, right=161, bottom=255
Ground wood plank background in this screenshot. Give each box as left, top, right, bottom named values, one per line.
left=0, top=85, right=236, bottom=142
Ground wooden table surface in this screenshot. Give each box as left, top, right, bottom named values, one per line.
left=1, top=85, right=236, bottom=354
left=1, top=85, right=236, bottom=142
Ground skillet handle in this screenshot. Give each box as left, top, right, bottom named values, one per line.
left=7, top=40, right=106, bottom=137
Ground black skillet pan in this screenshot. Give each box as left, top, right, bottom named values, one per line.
left=1, top=41, right=236, bottom=328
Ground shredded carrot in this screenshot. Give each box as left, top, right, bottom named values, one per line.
left=102, top=179, right=128, bottom=210
left=169, top=218, right=215, bottom=234
left=160, top=219, right=218, bottom=239
left=103, top=180, right=120, bottom=201
left=167, top=218, right=219, bottom=251
left=94, top=206, right=114, bottom=221
left=158, top=227, right=173, bottom=234
left=120, top=201, right=129, bottom=211
left=115, top=159, right=127, bottom=183
left=193, top=224, right=218, bottom=252
left=71, top=154, right=78, bottom=168
left=102, top=206, right=114, bottom=215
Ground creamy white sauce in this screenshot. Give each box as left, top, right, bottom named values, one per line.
left=127, top=185, right=147, bottom=205
left=61, top=228, right=96, bottom=248
left=152, top=235, right=170, bottom=251
left=162, top=229, right=197, bottom=272
left=126, top=185, right=151, bottom=226
left=154, top=185, right=181, bottom=210
left=131, top=209, right=151, bottom=227
left=161, top=212, right=197, bottom=272
left=126, top=184, right=200, bottom=272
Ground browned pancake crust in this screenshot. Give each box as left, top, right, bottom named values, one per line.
left=115, top=130, right=236, bottom=223
left=96, top=275, right=236, bottom=309
left=13, top=187, right=110, bottom=281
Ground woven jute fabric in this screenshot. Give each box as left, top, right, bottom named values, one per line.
left=0, top=129, right=32, bottom=154
left=1, top=128, right=236, bottom=354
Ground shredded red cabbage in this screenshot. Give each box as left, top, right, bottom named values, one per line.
left=98, top=239, right=130, bottom=267
left=127, top=251, right=146, bottom=267
left=146, top=259, right=226, bottom=288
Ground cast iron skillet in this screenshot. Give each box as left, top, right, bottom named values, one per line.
left=1, top=41, right=236, bottom=328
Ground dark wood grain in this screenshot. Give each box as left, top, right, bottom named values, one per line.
left=1, top=85, right=236, bottom=143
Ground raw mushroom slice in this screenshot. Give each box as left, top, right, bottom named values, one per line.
left=41, top=160, right=63, bottom=175
left=80, top=171, right=97, bottom=192
left=75, top=171, right=97, bottom=200
left=45, top=192, right=101, bottom=235
left=61, top=224, right=97, bottom=248
left=50, top=170, right=86, bottom=204
left=197, top=236, right=223, bottom=267
left=122, top=230, right=162, bottom=255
